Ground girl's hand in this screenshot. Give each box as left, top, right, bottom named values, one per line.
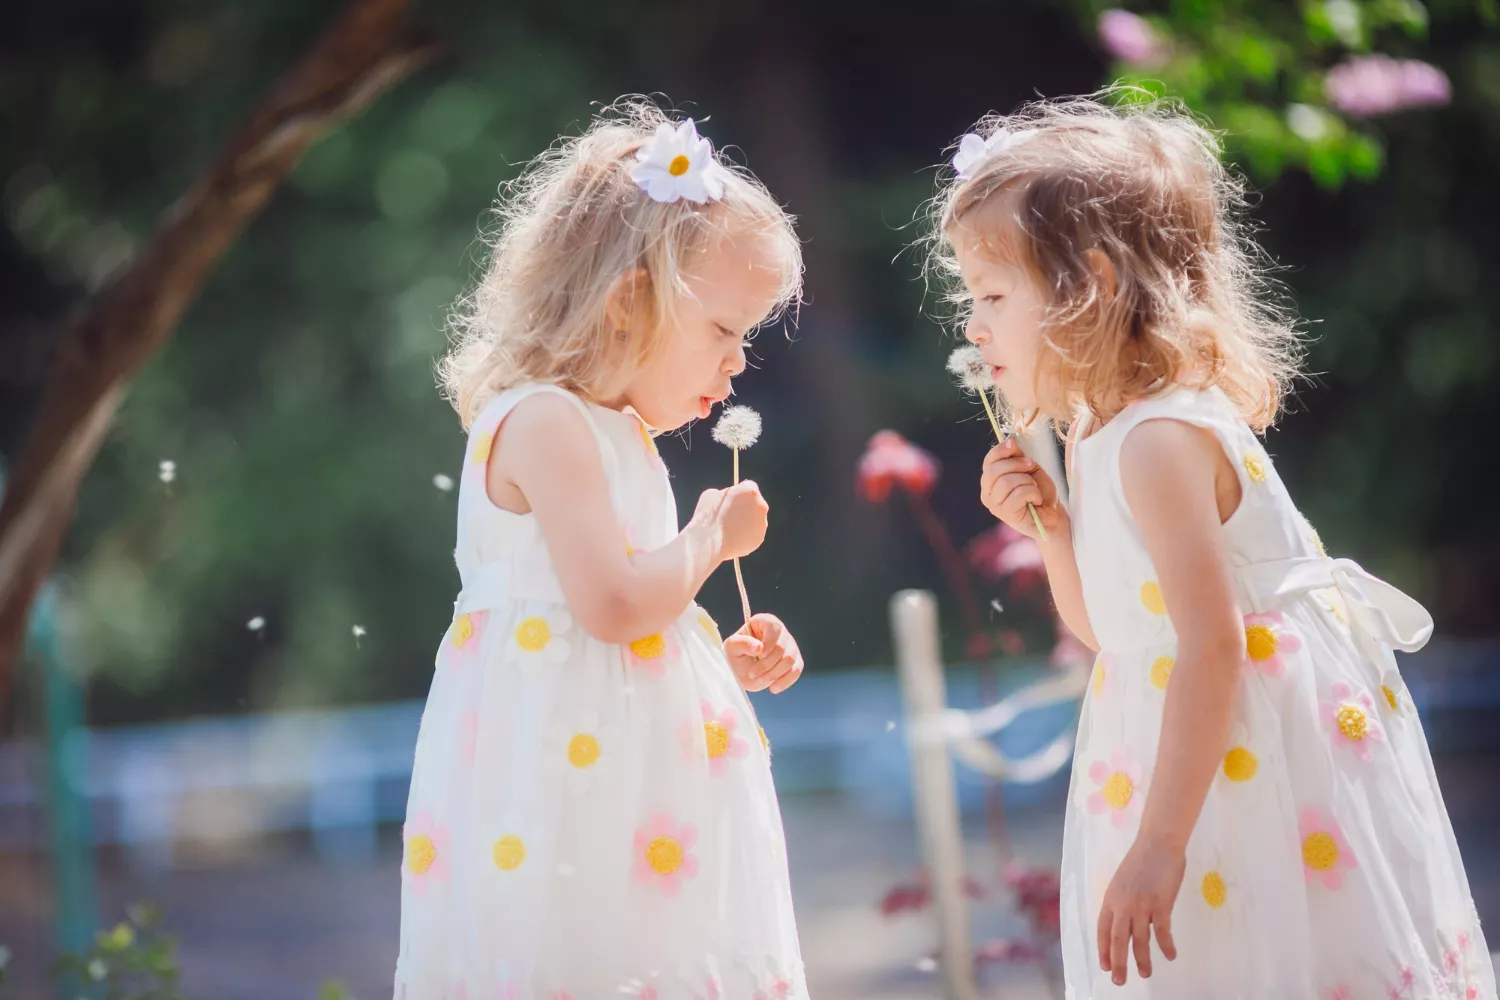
left=722, top=614, right=803, bottom=693
left=1097, top=838, right=1184, bottom=986
left=980, top=439, right=1067, bottom=540
left=691, top=482, right=769, bottom=561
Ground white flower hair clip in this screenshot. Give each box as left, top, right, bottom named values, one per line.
left=631, top=118, right=731, bottom=204
left=951, top=128, right=1037, bottom=180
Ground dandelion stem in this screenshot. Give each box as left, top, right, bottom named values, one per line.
left=732, top=447, right=751, bottom=625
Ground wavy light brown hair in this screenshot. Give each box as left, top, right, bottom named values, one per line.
left=440, top=98, right=803, bottom=428
left=927, top=90, right=1302, bottom=432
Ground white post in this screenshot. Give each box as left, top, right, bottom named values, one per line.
left=891, top=589, right=977, bottom=1000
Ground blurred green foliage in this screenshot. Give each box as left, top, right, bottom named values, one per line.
left=46, top=904, right=186, bottom=1000
left=0, top=0, right=1495, bottom=723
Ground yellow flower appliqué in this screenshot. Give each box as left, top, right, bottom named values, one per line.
left=1222, top=746, right=1258, bottom=782
left=510, top=608, right=573, bottom=663
left=1243, top=452, right=1268, bottom=484
left=631, top=634, right=665, bottom=659
left=1302, top=832, right=1339, bottom=872
left=1091, top=656, right=1107, bottom=698
left=492, top=834, right=526, bottom=871
left=1140, top=582, right=1167, bottom=616
left=451, top=612, right=476, bottom=649
left=471, top=429, right=495, bottom=464
left=1201, top=871, right=1227, bottom=909
left=406, top=834, right=436, bottom=874
left=1150, top=656, right=1174, bottom=691
left=647, top=836, right=684, bottom=875
left=568, top=734, right=601, bottom=769
left=698, top=612, right=719, bottom=643
left=704, top=720, right=731, bottom=759
left=515, top=617, right=551, bottom=652
left=1337, top=704, right=1369, bottom=741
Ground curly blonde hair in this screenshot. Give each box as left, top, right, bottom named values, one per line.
left=440, top=98, right=803, bottom=427
left=927, top=89, right=1301, bottom=432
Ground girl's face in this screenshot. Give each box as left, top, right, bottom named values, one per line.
left=953, top=225, right=1052, bottom=415
left=619, top=227, right=784, bottom=432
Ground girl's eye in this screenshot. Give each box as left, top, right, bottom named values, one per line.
left=984, top=294, right=1004, bottom=304
left=717, top=324, right=741, bottom=339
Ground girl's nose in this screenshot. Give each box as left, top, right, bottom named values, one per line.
left=964, top=316, right=987, bottom=345
left=723, top=339, right=747, bottom=377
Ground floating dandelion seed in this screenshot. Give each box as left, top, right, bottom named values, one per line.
left=246, top=616, right=266, bottom=635
left=946, top=347, right=1048, bottom=541
left=886, top=720, right=897, bottom=733
left=352, top=625, right=367, bottom=648
left=432, top=474, right=454, bottom=492
left=712, top=405, right=762, bottom=626
left=158, top=460, right=176, bottom=487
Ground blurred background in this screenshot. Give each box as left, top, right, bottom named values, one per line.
left=1, top=0, right=1497, bottom=997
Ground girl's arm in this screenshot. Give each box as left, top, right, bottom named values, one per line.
left=1096, top=418, right=1244, bottom=986
left=495, top=394, right=766, bottom=644
left=981, top=438, right=1097, bottom=649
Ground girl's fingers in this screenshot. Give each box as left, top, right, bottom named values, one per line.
left=1110, top=911, right=1131, bottom=986
left=1096, top=903, right=1113, bottom=973
left=1133, top=912, right=1153, bottom=978
left=769, top=658, right=803, bottom=694
left=746, top=652, right=788, bottom=691
left=1157, top=911, right=1177, bottom=962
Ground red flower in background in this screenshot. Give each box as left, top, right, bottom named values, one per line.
left=1004, top=862, right=1061, bottom=936
left=858, top=430, right=939, bottom=502
left=967, top=523, right=1046, bottom=592
left=879, top=870, right=987, bottom=917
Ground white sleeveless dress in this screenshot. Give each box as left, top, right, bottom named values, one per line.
left=394, top=384, right=806, bottom=1000
left=1058, top=386, right=1494, bottom=999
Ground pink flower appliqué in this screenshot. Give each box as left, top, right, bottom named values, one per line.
left=632, top=813, right=699, bottom=897
left=402, top=811, right=450, bottom=891
left=1299, top=808, right=1357, bottom=890
left=1326, top=985, right=1353, bottom=1000
left=1087, top=748, right=1145, bottom=829
left=1320, top=681, right=1386, bottom=762
left=698, top=701, right=750, bottom=775
left=1243, top=610, right=1301, bottom=677
left=626, top=631, right=679, bottom=677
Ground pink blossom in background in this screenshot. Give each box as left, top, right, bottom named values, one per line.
left=858, top=430, right=940, bottom=501
left=967, top=523, right=1046, bottom=591
left=1325, top=55, right=1451, bottom=117
left=1098, top=10, right=1167, bottom=67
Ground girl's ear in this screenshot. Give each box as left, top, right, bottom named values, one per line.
left=1084, top=248, right=1118, bottom=302
left=603, top=267, right=651, bottom=335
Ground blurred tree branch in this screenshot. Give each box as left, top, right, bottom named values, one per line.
left=0, top=0, right=439, bottom=716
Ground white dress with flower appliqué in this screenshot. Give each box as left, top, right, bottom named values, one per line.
left=395, top=384, right=805, bottom=1000
left=1058, top=387, right=1494, bottom=1000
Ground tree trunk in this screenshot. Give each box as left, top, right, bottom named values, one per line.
left=0, top=0, right=439, bottom=718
